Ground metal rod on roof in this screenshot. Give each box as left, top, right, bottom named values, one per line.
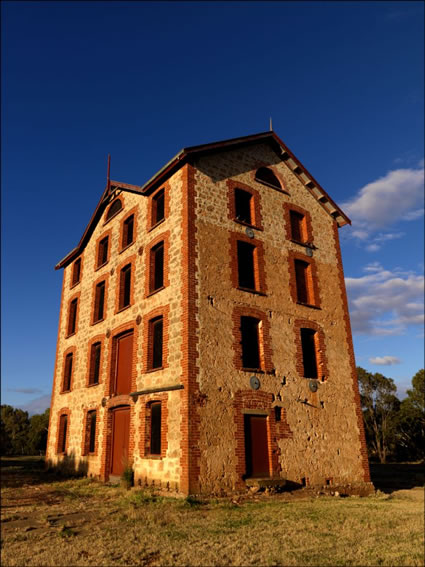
left=269, top=117, right=273, bottom=131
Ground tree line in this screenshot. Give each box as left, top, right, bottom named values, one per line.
left=1, top=369, right=423, bottom=461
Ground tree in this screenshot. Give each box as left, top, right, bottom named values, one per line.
left=0, top=405, right=30, bottom=455
left=28, top=408, right=50, bottom=455
left=357, top=367, right=400, bottom=463
left=396, top=369, right=425, bottom=461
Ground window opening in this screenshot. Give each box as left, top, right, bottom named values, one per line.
left=88, top=411, right=96, bottom=453
left=150, top=242, right=164, bottom=292
left=301, top=328, right=318, bottom=378
left=150, top=317, right=163, bottom=369
left=68, top=298, right=78, bottom=335
left=58, top=414, right=68, bottom=454
left=106, top=199, right=122, bottom=220
left=89, top=342, right=101, bottom=385
left=241, top=316, right=261, bottom=369
left=63, top=353, right=73, bottom=392
left=235, top=189, right=252, bottom=224
left=94, top=281, right=105, bottom=322
left=237, top=241, right=256, bottom=290
left=71, top=258, right=81, bottom=286
left=119, top=264, right=131, bottom=309
left=294, top=260, right=311, bottom=304
left=150, top=402, right=161, bottom=455
left=98, top=237, right=109, bottom=267
left=152, top=189, right=165, bottom=226
left=255, top=167, right=282, bottom=190
left=122, top=215, right=134, bottom=248
left=290, top=211, right=306, bottom=243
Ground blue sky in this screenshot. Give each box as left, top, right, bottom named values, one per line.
left=2, top=1, right=424, bottom=414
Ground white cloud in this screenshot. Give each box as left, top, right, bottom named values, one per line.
left=369, top=356, right=401, bottom=365
left=366, top=243, right=380, bottom=252
left=345, top=265, right=424, bottom=336
left=20, top=395, right=50, bottom=416
left=402, top=208, right=424, bottom=221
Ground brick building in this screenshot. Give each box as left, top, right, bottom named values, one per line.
left=46, top=131, right=372, bottom=494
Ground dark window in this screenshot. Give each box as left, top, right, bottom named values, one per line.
left=58, top=414, right=68, bottom=454
left=301, top=328, right=318, bottom=378
left=294, top=260, right=311, bottom=304
left=88, top=411, right=96, bottom=453
left=106, top=199, right=122, bottom=220
left=235, top=189, right=252, bottom=224
left=150, top=242, right=164, bottom=292
left=237, top=241, right=256, bottom=290
left=94, top=281, right=105, bottom=322
left=122, top=215, right=134, bottom=248
left=97, top=237, right=109, bottom=268
left=152, top=189, right=165, bottom=226
left=119, top=265, right=131, bottom=309
left=89, top=342, right=101, bottom=385
left=241, top=316, right=261, bottom=369
left=150, top=402, right=161, bottom=455
left=71, top=258, right=81, bottom=286
left=68, top=298, right=78, bottom=335
left=63, top=353, right=73, bottom=392
left=150, top=317, right=163, bottom=369
left=290, top=211, right=306, bottom=243
left=255, top=167, right=282, bottom=190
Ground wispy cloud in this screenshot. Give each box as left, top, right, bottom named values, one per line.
left=369, top=356, right=401, bottom=366
left=20, top=395, right=51, bottom=416
left=345, top=263, right=424, bottom=336
left=7, top=387, right=43, bottom=395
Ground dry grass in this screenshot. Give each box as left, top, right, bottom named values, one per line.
left=1, top=458, right=424, bottom=566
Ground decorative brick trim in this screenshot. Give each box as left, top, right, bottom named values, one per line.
left=142, top=305, right=170, bottom=372
left=144, top=230, right=170, bottom=297
left=287, top=250, right=321, bottom=308
left=60, top=346, right=76, bottom=393
left=251, top=162, right=288, bottom=194
left=332, top=222, right=371, bottom=483
left=115, top=254, right=137, bottom=313
left=229, top=231, right=267, bottom=295
left=70, top=254, right=83, bottom=289
left=106, top=321, right=139, bottom=397
left=226, top=180, right=263, bottom=230
left=103, top=195, right=125, bottom=225
left=90, top=273, right=109, bottom=325
left=139, top=393, right=169, bottom=458
left=56, top=408, right=71, bottom=455
left=100, top=403, right=135, bottom=481
left=232, top=306, right=273, bottom=373
left=85, top=334, right=106, bottom=387
left=147, top=182, right=170, bottom=232
left=233, top=390, right=292, bottom=488
left=95, top=228, right=113, bottom=270
left=119, top=206, right=138, bottom=253
left=81, top=407, right=99, bottom=456
left=283, top=203, right=314, bottom=245
left=65, top=291, right=81, bottom=338
left=180, top=164, right=200, bottom=494
left=293, top=319, right=329, bottom=381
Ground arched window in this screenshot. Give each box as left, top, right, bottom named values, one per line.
left=255, top=167, right=282, bottom=190
left=106, top=199, right=122, bottom=221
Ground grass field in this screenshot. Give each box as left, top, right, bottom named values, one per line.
left=1, top=457, right=424, bottom=566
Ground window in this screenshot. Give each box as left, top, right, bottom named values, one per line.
left=71, top=258, right=81, bottom=286
left=235, top=189, right=252, bottom=224
left=150, top=242, right=164, bottom=292
left=106, top=199, right=122, bottom=221
left=149, top=317, right=163, bottom=370
left=300, top=328, right=318, bottom=378
left=290, top=210, right=306, bottom=243
left=122, top=215, right=134, bottom=249
left=240, top=316, right=261, bottom=370
left=93, top=281, right=105, bottom=322
left=119, top=264, right=132, bottom=310
left=237, top=241, right=256, bottom=290
left=255, top=167, right=282, bottom=190
left=88, top=411, right=96, bottom=454
left=62, top=352, right=73, bottom=392
left=67, top=298, right=78, bottom=336
left=97, top=237, right=109, bottom=268
left=57, top=414, right=68, bottom=454
left=294, top=259, right=312, bottom=304
left=149, top=402, right=162, bottom=455
left=152, top=189, right=165, bottom=226
left=89, top=342, right=101, bottom=385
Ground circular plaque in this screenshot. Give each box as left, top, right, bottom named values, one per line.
left=309, top=379, right=318, bottom=392
left=250, top=376, right=260, bottom=390
left=245, top=227, right=255, bottom=239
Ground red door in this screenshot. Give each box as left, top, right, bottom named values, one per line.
left=110, top=407, right=130, bottom=476
left=114, top=332, right=133, bottom=395
left=244, top=415, right=270, bottom=478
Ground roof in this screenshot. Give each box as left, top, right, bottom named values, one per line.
left=55, top=131, right=350, bottom=270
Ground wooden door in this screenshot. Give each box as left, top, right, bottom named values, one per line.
left=244, top=415, right=270, bottom=478
left=110, top=407, right=130, bottom=476
left=114, top=332, right=133, bottom=395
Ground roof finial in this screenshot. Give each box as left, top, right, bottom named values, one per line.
left=107, top=154, right=111, bottom=193
left=269, top=117, right=273, bottom=131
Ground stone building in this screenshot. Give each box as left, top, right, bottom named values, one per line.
left=46, top=131, right=372, bottom=494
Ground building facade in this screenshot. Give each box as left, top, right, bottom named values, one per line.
left=46, top=131, right=372, bottom=495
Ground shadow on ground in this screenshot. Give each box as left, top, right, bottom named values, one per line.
left=1, top=456, right=85, bottom=489
left=370, top=462, right=424, bottom=493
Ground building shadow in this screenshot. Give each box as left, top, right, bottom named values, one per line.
left=370, top=462, right=425, bottom=493
left=1, top=455, right=88, bottom=489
